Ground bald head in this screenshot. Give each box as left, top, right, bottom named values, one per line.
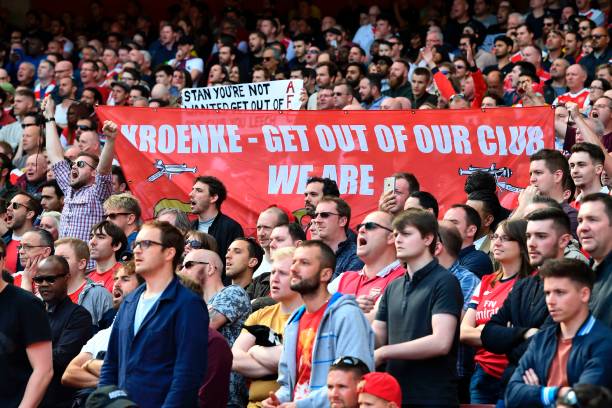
left=55, top=61, right=73, bottom=80
left=381, top=97, right=402, bottom=110
left=566, top=64, right=587, bottom=92
left=189, top=249, right=223, bottom=275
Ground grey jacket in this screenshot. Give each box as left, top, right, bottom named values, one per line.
left=275, top=292, right=375, bottom=407
left=78, top=279, right=113, bottom=327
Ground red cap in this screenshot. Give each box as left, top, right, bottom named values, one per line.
left=357, top=372, right=402, bottom=406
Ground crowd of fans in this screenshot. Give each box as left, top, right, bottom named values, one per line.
left=0, top=0, right=612, bottom=408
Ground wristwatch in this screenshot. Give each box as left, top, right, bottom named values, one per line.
left=44, top=117, right=55, bottom=123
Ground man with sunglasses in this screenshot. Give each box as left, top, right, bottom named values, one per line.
left=35, top=255, right=93, bottom=407
left=0, top=240, right=54, bottom=408
left=4, top=191, right=42, bottom=274
left=100, top=221, right=209, bottom=408
left=327, top=356, right=370, bottom=408
left=103, top=193, right=141, bottom=255
left=43, top=95, right=116, bottom=244
left=328, top=211, right=404, bottom=321
left=314, top=196, right=363, bottom=279
left=579, top=27, right=611, bottom=80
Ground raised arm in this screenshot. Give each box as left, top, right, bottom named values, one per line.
left=41, top=96, right=64, bottom=165
left=97, top=121, right=117, bottom=175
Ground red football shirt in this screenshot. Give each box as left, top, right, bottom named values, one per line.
left=470, top=273, right=519, bottom=378
left=88, top=262, right=121, bottom=293
left=294, top=301, right=328, bottom=400
left=337, top=262, right=405, bottom=301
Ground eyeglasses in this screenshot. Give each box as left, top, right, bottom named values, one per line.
left=186, top=239, right=203, bottom=249
left=72, top=160, right=97, bottom=170
left=21, top=123, right=38, bottom=129
left=590, top=86, right=604, bottom=91
left=76, top=124, right=94, bottom=131
left=18, top=243, right=49, bottom=251
left=307, top=50, right=320, bottom=55
left=592, top=34, right=607, bottom=39
left=333, top=92, right=347, bottom=96
left=314, top=211, right=340, bottom=219
left=133, top=239, right=166, bottom=250
left=492, top=234, right=513, bottom=243
left=33, top=273, right=68, bottom=284
left=105, top=212, right=132, bottom=220
left=454, top=65, right=466, bottom=70
left=263, top=57, right=274, bottom=61
left=10, top=202, right=31, bottom=211
left=182, top=260, right=209, bottom=269
left=356, top=222, right=393, bottom=232
left=578, top=26, right=590, bottom=31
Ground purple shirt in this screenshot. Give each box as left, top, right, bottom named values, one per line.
left=53, top=160, right=112, bottom=242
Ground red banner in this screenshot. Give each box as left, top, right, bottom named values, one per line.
left=95, top=106, right=554, bottom=235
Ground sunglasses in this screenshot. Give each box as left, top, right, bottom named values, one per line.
left=10, top=202, right=31, bottom=211
left=133, top=239, right=166, bottom=250
left=33, top=273, right=68, bottom=284
left=105, top=212, right=132, bottom=220
left=72, top=160, right=97, bottom=170
left=182, top=260, right=209, bottom=269
left=186, top=239, right=203, bottom=249
left=21, top=123, right=39, bottom=129
left=314, top=211, right=340, bottom=219
left=332, top=356, right=368, bottom=369
left=76, top=125, right=94, bottom=131
left=356, top=222, right=393, bottom=232
left=592, top=34, right=607, bottom=39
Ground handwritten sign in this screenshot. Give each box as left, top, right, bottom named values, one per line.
left=181, top=79, right=304, bottom=110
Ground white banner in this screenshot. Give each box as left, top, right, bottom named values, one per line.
left=181, top=79, right=304, bottom=110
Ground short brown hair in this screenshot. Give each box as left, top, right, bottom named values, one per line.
left=319, top=196, right=351, bottom=228
left=392, top=208, right=438, bottom=254
left=142, top=220, right=184, bottom=270
left=539, top=258, right=595, bottom=290
left=55, top=238, right=90, bottom=263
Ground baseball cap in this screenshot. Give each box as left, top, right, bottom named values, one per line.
left=357, top=372, right=402, bottom=406
left=86, top=386, right=138, bottom=408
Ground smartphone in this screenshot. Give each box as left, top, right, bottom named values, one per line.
left=383, top=177, right=395, bottom=194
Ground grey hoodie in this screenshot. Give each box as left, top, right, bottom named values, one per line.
left=275, top=292, right=375, bottom=407
left=77, top=279, right=113, bottom=327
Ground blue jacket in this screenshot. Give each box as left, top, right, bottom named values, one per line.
left=99, top=277, right=209, bottom=408
left=276, top=292, right=375, bottom=407
left=505, top=315, right=612, bottom=407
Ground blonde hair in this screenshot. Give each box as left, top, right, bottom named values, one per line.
left=103, top=193, right=142, bottom=220
left=271, top=246, right=296, bottom=262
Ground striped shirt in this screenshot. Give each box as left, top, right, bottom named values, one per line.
left=53, top=160, right=112, bottom=242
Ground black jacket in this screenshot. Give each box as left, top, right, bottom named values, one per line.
left=191, top=211, right=244, bottom=282
left=591, top=251, right=612, bottom=327
left=43, top=296, right=93, bottom=408
left=481, top=275, right=553, bottom=380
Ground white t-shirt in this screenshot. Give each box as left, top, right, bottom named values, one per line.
left=81, top=324, right=113, bottom=357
